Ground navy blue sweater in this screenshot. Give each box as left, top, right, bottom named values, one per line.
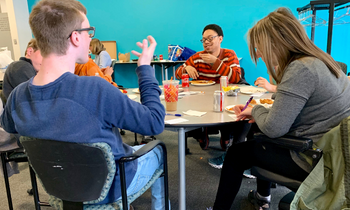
left=1, top=65, right=165, bottom=204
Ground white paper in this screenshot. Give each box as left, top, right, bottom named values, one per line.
left=183, top=110, right=207, bottom=117
left=165, top=118, right=189, bottom=124
left=228, top=114, right=238, bottom=120
left=251, top=92, right=265, bottom=97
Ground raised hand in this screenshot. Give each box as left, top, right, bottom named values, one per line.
left=131, top=36, right=157, bottom=67
left=185, top=66, right=199, bottom=79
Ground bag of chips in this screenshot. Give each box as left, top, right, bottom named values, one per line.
left=168, top=44, right=183, bottom=61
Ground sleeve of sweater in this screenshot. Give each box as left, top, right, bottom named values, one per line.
left=100, top=65, right=165, bottom=135
left=175, top=54, right=196, bottom=79
left=252, top=60, right=316, bottom=138
left=212, top=50, right=241, bottom=83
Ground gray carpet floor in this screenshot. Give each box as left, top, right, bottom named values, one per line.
left=0, top=130, right=291, bottom=210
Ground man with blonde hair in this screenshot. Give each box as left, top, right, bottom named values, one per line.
left=1, top=0, right=168, bottom=209
left=2, top=39, right=42, bottom=100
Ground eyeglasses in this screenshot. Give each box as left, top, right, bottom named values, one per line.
left=67, top=27, right=95, bottom=39
left=200, top=35, right=218, bottom=43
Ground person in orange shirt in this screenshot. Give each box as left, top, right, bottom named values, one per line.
left=75, top=58, right=118, bottom=87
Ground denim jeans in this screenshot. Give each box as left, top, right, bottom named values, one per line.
left=117, top=145, right=169, bottom=210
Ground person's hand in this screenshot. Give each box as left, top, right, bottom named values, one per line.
left=199, top=53, right=217, bottom=65
left=233, top=105, right=255, bottom=123
left=101, top=67, right=113, bottom=76
left=185, top=66, right=199, bottom=79
left=254, top=77, right=277, bottom=93
left=131, top=36, right=157, bottom=67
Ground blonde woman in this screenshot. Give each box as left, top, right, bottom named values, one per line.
left=210, top=8, right=350, bottom=210
left=90, top=38, right=112, bottom=68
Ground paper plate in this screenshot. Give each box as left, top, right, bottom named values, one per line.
left=190, top=80, right=215, bottom=86
left=240, top=87, right=266, bottom=95
left=225, top=105, right=236, bottom=113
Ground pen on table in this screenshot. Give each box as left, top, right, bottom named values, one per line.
left=241, top=96, right=254, bottom=111
left=166, top=113, right=182, bottom=117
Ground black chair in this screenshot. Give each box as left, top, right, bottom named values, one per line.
left=20, top=137, right=169, bottom=210
left=251, top=133, right=323, bottom=210
left=1, top=148, right=49, bottom=210
left=337, top=61, right=347, bottom=75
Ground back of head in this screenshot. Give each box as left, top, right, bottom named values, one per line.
left=247, top=7, right=341, bottom=83
left=202, top=24, right=224, bottom=37
left=29, top=0, right=87, bottom=57
left=90, top=38, right=104, bottom=55
left=24, top=39, right=39, bottom=56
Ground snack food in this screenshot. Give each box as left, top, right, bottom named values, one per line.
left=260, top=99, right=273, bottom=104
left=250, top=99, right=257, bottom=105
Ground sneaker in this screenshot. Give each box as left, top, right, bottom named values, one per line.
left=208, top=153, right=226, bottom=169
left=248, top=190, right=270, bottom=210
left=243, top=169, right=256, bottom=179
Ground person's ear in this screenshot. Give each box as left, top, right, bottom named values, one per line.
left=26, top=47, right=34, bottom=56
left=219, top=36, right=223, bottom=44
left=69, top=31, right=80, bottom=47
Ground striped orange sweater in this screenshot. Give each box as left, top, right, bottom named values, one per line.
left=75, top=58, right=118, bottom=88
left=175, top=48, right=241, bottom=84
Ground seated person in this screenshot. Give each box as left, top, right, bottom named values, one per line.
left=175, top=24, right=249, bottom=150
left=75, top=57, right=118, bottom=87
left=1, top=1, right=168, bottom=209
left=90, top=38, right=112, bottom=68
left=2, top=38, right=42, bottom=101
left=210, top=8, right=350, bottom=210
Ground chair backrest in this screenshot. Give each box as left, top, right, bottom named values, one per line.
left=237, top=67, right=250, bottom=85
left=20, top=137, right=113, bottom=203
left=337, top=61, right=347, bottom=75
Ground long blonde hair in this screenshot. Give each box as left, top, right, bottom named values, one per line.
left=90, top=38, right=104, bottom=55
left=247, top=7, right=341, bottom=84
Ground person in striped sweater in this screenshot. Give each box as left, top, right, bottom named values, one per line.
left=175, top=24, right=241, bottom=84
left=176, top=24, right=251, bottom=152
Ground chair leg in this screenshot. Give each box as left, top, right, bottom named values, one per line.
left=161, top=144, right=169, bottom=210
left=28, top=166, right=41, bottom=210
left=185, top=133, right=191, bottom=155
left=134, top=133, right=139, bottom=146
left=1, top=152, right=14, bottom=210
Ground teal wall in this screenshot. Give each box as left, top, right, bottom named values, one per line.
left=27, top=0, right=349, bottom=88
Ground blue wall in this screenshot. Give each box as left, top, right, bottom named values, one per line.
left=27, top=0, right=349, bottom=88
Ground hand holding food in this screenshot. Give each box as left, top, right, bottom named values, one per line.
left=199, top=53, right=217, bottom=65
left=254, top=77, right=277, bottom=92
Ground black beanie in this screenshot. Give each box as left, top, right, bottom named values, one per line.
left=202, top=24, right=223, bottom=37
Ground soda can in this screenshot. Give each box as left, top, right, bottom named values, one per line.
left=213, top=90, right=225, bottom=112
left=220, top=76, right=228, bottom=91
left=159, top=54, right=163, bottom=60
left=181, top=73, right=189, bottom=87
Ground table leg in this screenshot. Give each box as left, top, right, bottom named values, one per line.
left=178, top=127, right=186, bottom=210
left=173, top=66, right=176, bottom=80
left=165, top=67, right=168, bottom=81
left=161, top=65, right=164, bottom=82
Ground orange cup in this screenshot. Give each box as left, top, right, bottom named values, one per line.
left=163, top=80, right=179, bottom=111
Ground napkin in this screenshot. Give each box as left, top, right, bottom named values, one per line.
left=165, top=118, right=189, bottom=124
left=183, top=110, right=207, bottom=117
